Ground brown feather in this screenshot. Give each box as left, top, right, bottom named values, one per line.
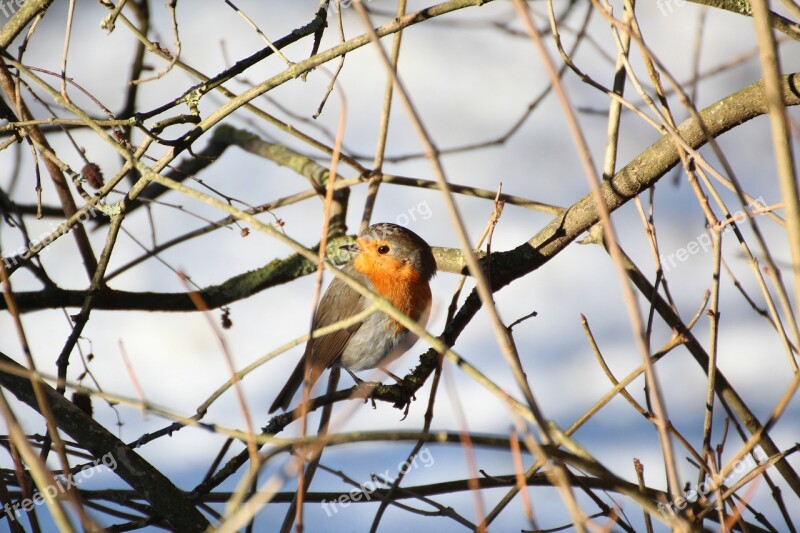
left=268, top=266, right=368, bottom=413
left=306, top=266, right=368, bottom=370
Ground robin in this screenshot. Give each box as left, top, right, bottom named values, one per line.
left=269, top=223, right=436, bottom=413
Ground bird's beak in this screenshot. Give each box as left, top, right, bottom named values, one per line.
left=340, top=243, right=360, bottom=254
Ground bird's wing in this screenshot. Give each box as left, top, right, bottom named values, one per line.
left=305, top=265, right=369, bottom=375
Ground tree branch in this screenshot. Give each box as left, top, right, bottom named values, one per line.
left=0, top=351, right=209, bottom=530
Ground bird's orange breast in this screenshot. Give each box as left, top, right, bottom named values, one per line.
left=353, top=253, right=431, bottom=324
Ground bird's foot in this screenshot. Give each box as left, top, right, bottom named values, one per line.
left=389, top=377, right=417, bottom=420
left=359, top=382, right=381, bottom=409
left=346, top=369, right=381, bottom=408
left=380, top=367, right=416, bottom=402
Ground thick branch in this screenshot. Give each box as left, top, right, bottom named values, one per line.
left=0, top=351, right=209, bottom=530
left=4, top=74, right=798, bottom=313
left=0, top=0, right=54, bottom=50
left=5, top=237, right=351, bottom=312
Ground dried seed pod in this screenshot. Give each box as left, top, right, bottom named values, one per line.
left=81, top=163, right=104, bottom=188
left=71, top=392, right=93, bottom=417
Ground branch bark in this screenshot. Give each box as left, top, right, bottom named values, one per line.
left=4, top=74, right=798, bottom=313
left=0, top=351, right=209, bottom=530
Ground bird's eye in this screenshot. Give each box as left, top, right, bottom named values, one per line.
left=377, top=245, right=390, bottom=255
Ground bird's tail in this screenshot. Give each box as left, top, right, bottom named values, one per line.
left=269, top=358, right=306, bottom=413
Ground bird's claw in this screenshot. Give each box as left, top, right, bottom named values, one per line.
left=392, top=379, right=417, bottom=420
left=354, top=380, right=381, bottom=407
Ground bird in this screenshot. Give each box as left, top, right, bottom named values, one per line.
left=269, top=223, right=436, bottom=413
